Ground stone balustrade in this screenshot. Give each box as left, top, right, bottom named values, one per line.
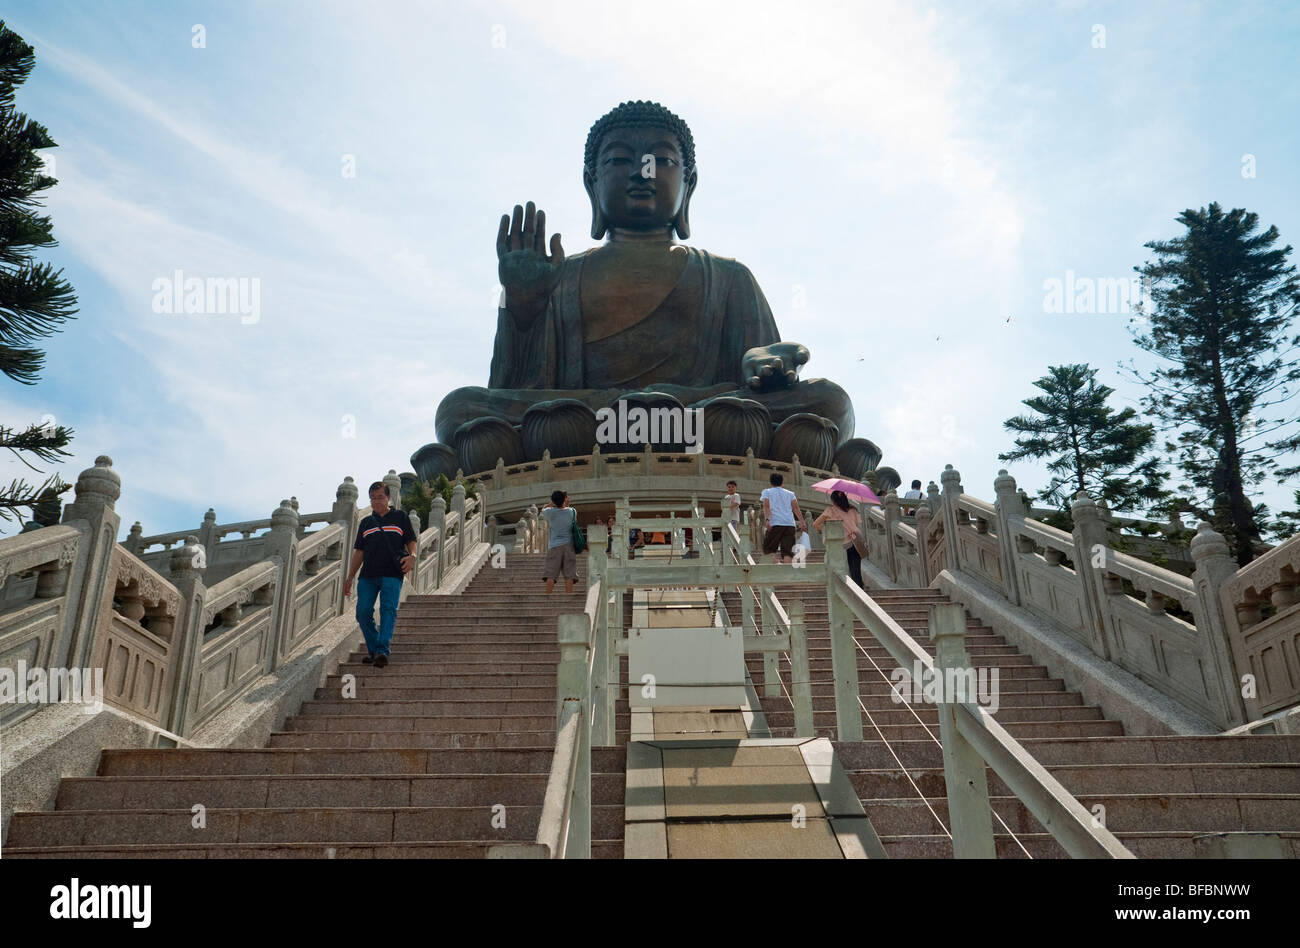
left=0, top=457, right=489, bottom=738
left=856, top=463, right=1300, bottom=731
left=1219, top=531, right=1300, bottom=718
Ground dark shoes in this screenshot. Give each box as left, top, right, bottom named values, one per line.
left=362, top=655, right=375, bottom=664
left=374, top=654, right=389, bottom=668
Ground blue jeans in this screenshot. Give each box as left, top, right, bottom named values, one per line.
left=356, top=576, right=402, bottom=657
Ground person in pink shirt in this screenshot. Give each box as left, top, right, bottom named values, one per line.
left=813, top=489, right=865, bottom=589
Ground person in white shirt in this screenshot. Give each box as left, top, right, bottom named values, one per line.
left=720, top=480, right=742, bottom=542
left=903, top=479, right=924, bottom=515
left=760, top=472, right=806, bottom=564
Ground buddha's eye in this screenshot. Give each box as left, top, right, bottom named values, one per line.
left=656, top=156, right=677, bottom=166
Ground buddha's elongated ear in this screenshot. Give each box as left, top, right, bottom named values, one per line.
left=674, top=167, right=698, bottom=240
left=583, top=169, right=606, bottom=240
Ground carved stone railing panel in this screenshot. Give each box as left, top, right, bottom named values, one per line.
left=1221, top=534, right=1300, bottom=715
left=1104, top=592, right=1221, bottom=721
left=0, top=526, right=82, bottom=725
left=96, top=611, right=171, bottom=724
left=201, top=561, right=278, bottom=631
left=89, top=546, right=183, bottom=726
left=190, top=605, right=275, bottom=726
left=286, top=567, right=340, bottom=654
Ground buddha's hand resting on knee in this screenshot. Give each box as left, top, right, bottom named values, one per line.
left=497, top=201, right=565, bottom=325
left=742, top=342, right=810, bottom=392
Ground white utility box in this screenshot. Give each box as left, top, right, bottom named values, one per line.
left=627, top=625, right=747, bottom=707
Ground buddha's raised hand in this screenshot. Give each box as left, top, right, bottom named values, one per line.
left=497, top=201, right=565, bottom=323
left=743, top=342, right=810, bottom=392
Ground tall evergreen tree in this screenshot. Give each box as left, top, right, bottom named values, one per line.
left=0, top=21, right=77, bottom=528
left=1122, top=203, right=1300, bottom=566
left=999, top=363, right=1167, bottom=515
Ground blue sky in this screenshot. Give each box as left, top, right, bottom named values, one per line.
left=2, top=0, right=1298, bottom=537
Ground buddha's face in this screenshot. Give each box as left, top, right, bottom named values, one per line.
left=585, top=124, right=696, bottom=235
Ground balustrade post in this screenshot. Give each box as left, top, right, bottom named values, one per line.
left=823, top=520, right=863, bottom=740
left=123, top=522, right=144, bottom=556
left=430, top=495, right=447, bottom=584
left=882, top=491, right=901, bottom=582
left=592, top=444, right=605, bottom=478
left=408, top=511, right=423, bottom=592
left=761, top=588, right=781, bottom=698
left=1069, top=492, right=1115, bottom=661
left=384, top=470, right=402, bottom=509
left=789, top=597, right=813, bottom=736
left=198, top=508, right=218, bottom=564
left=166, top=536, right=208, bottom=736
left=745, top=446, right=757, bottom=482
left=792, top=453, right=804, bottom=488
left=452, top=483, right=467, bottom=564
left=556, top=612, right=591, bottom=858
left=931, top=602, right=996, bottom=858
left=926, top=480, right=942, bottom=516
left=993, top=470, right=1024, bottom=606
left=915, top=505, right=933, bottom=586
left=587, top=525, right=610, bottom=745
left=59, top=455, right=123, bottom=671
left=331, top=476, right=360, bottom=612
left=540, top=448, right=553, bottom=481
left=939, top=465, right=963, bottom=577
left=262, top=500, right=300, bottom=671
left=1190, top=523, right=1252, bottom=727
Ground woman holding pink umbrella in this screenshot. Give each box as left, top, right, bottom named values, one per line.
left=813, top=490, right=867, bottom=589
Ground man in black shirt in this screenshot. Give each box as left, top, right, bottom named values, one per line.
left=344, top=481, right=417, bottom=667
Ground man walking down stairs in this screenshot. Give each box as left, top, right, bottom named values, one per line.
left=3, top=554, right=628, bottom=857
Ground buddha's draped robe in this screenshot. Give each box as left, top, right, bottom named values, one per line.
left=488, top=247, right=778, bottom=391
left=434, top=246, right=855, bottom=445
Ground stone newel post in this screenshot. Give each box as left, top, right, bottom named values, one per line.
left=60, top=455, right=122, bottom=670
left=882, top=490, right=901, bottom=582
left=993, top=469, right=1024, bottom=607
left=915, top=504, right=933, bottom=586
left=1069, top=492, right=1114, bottom=662
left=332, top=476, right=360, bottom=610
left=166, top=536, right=208, bottom=736
left=823, top=519, right=863, bottom=741
left=429, top=494, right=447, bottom=583
left=198, top=508, right=218, bottom=563
left=384, top=470, right=402, bottom=509
left=263, top=499, right=300, bottom=671
left=452, top=483, right=467, bottom=562
left=1189, top=522, right=1251, bottom=728
left=939, top=464, right=963, bottom=576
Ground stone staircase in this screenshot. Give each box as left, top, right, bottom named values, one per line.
left=3, top=554, right=630, bottom=858
left=726, top=557, right=1300, bottom=858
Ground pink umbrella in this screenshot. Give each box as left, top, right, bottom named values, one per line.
left=811, top=477, right=882, bottom=506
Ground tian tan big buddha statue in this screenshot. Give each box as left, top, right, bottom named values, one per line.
left=413, top=100, right=885, bottom=482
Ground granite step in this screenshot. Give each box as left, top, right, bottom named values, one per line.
left=55, top=772, right=626, bottom=810
left=859, top=793, right=1300, bottom=836
left=99, top=746, right=627, bottom=776
left=5, top=804, right=628, bottom=847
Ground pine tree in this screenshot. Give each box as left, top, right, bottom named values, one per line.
left=0, top=21, right=78, bottom=528
left=1271, top=490, right=1300, bottom=542
left=1122, top=203, right=1300, bottom=566
left=999, top=363, right=1167, bottom=517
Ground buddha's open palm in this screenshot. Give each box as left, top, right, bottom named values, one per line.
left=743, top=342, right=810, bottom=391
left=497, top=201, right=565, bottom=306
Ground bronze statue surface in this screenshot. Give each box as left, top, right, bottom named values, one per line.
left=418, top=101, right=877, bottom=479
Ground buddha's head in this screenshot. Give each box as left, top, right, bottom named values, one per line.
left=584, top=100, right=698, bottom=240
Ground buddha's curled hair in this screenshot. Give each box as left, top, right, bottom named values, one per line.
left=584, top=100, right=696, bottom=174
